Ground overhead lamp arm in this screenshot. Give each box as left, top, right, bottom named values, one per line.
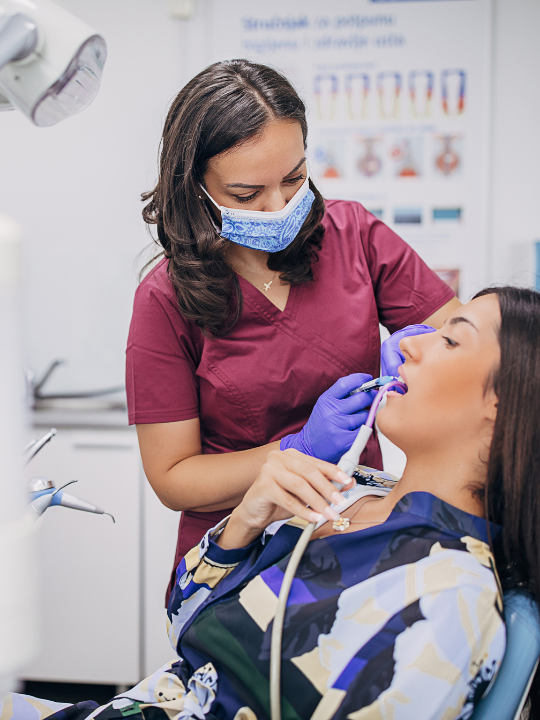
left=0, top=12, right=37, bottom=71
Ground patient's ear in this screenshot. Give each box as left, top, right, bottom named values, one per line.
left=483, top=386, right=498, bottom=424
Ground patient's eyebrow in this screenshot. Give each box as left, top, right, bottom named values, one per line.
left=448, top=316, right=478, bottom=331
left=225, top=157, right=306, bottom=189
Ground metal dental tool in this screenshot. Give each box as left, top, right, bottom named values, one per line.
left=24, top=428, right=57, bottom=465
left=28, top=477, right=115, bottom=522
left=349, top=375, right=398, bottom=396
left=270, top=378, right=407, bottom=720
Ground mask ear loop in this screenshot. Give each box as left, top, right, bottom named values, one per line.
left=198, top=183, right=223, bottom=234
left=198, top=182, right=222, bottom=210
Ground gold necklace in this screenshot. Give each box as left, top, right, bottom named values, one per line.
left=262, top=271, right=278, bottom=292
left=238, top=268, right=278, bottom=293
left=332, top=496, right=386, bottom=532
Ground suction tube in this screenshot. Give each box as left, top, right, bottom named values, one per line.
left=269, top=379, right=407, bottom=720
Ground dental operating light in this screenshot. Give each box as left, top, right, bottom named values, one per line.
left=0, top=0, right=107, bottom=127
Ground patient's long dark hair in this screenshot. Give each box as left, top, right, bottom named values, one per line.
left=476, top=286, right=540, bottom=717
left=141, top=59, right=325, bottom=336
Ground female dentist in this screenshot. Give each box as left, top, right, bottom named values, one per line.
left=126, top=59, right=460, bottom=600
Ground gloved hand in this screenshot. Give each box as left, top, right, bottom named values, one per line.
left=280, top=373, right=377, bottom=464
left=380, top=324, right=435, bottom=378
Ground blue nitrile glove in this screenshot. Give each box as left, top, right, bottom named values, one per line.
left=380, top=324, right=436, bottom=377
left=280, top=373, right=377, bottom=464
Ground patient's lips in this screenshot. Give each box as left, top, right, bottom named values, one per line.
left=386, top=368, right=407, bottom=399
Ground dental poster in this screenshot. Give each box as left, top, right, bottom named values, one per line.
left=204, top=0, right=492, bottom=301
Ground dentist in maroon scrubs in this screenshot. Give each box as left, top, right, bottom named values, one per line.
left=125, top=59, right=460, bottom=601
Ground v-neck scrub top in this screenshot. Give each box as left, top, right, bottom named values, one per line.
left=126, top=199, right=454, bottom=597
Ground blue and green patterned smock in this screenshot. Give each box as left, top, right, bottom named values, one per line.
left=2, top=469, right=505, bottom=720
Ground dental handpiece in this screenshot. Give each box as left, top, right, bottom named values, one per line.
left=349, top=375, right=398, bottom=395
left=28, top=477, right=115, bottom=522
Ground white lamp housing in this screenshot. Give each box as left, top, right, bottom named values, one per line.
left=0, top=0, right=107, bottom=127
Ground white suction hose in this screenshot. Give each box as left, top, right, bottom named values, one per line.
left=269, top=380, right=406, bottom=720
left=269, top=425, right=373, bottom=720
left=269, top=521, right=316, bottom=720
left=336, top=425, right=373, bottom=477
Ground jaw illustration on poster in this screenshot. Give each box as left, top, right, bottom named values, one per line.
left=206, top=0, right=491, bottom=301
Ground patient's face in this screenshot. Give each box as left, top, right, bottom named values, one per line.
left=377, top=294, right=501, bottom=457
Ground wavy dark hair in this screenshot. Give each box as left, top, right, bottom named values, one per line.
left=141, top=59, right=326, bottom=336
left=475, top=286, right=540, bottom=717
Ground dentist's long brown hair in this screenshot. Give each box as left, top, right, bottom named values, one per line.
left=141, top=59, right=325, bottom=337
left=476, top=286, right=540, bottom=717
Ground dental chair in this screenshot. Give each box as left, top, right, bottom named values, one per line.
left=471, top=589, right=540, bottom=720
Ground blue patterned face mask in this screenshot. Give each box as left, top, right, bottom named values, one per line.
left=199, top=175, right=315, bottom=252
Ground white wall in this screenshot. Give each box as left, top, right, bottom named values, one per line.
left=1, top=0, right=539, bottom=393
left=0, top=0, right=205, bottom=392
left=489, top=0, right=540, bottom=288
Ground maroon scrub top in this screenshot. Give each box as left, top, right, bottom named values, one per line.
left=126, top=200, right=454, bottom=601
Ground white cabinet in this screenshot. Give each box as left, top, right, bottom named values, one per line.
left=22, top=420, right=181, bottom=687
left=141, top=475, right=181, bottom=676
left=23, top=425, right=142, bottom=686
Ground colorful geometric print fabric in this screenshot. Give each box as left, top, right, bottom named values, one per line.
left=2, top=478, right=505, bottom=720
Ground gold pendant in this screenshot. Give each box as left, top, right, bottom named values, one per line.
left=263, top=281, right=273, bottom=292
left=332, top=517, right=350, bottom=532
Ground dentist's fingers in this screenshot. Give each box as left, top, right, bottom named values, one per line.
left=266, top=484, right=324, bottom=525
left=325, top=373, right=373, bottom=400
left=339, top=389, right=377, bottom=415
left=381, top=325, right=435, bottom=377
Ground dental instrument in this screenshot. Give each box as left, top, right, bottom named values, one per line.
left=28, top=477, right=115, bottom=522
left=24, top=428, right=57, bottom=465
left=270, top=378, right=407, bottom=720
left=349, top=374, right=397, bottom=395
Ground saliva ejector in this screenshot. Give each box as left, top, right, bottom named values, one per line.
left=269, top=377, right=407, bottom=720
left=26, top=428, right=115, bottom=522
